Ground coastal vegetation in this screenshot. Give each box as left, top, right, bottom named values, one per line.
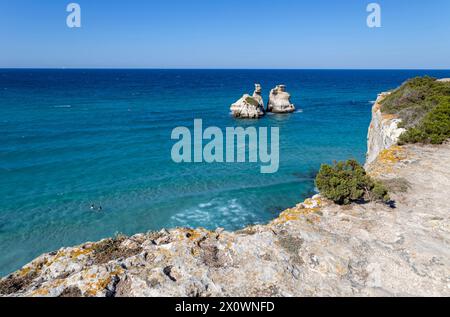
left=315, top=160, right=390, bottom=205
left=381, top=77, right=450, bottom=144
left=244, top=96, right=260, bottom=107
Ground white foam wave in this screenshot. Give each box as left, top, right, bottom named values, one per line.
left=170, top=198, right=257, bottom=229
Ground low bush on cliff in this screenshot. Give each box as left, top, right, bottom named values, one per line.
left=381, top=76, right=450, bottom=144
left=399, top=100, right=450, bottom=144
left=315, top=160, right=390, bottom=205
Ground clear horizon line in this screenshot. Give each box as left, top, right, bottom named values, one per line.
left=1, top=67, right=450, bottom=71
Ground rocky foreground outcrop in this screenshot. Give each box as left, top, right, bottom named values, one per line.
left=267, top=85, right=295, bottom=113
left=1, top=142, right=449, bottom=297
left=230, top=84, right=265, bottom=119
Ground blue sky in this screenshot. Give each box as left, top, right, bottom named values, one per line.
left=1, top=0, right=449, bottom=69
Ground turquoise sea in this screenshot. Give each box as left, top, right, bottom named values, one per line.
left=1, top=69, right=450, bottom=276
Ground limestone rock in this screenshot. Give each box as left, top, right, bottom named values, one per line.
left=267, top=85, right=295, bottom=113
left=252, top=83, right=264, bottom=109
left=366, top=92, right=406, bottom=166
left=230, top=84, right=265, bottom=119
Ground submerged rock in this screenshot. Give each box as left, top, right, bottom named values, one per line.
left=230, top=84, right=265, bottom=119
left=267, top=85, right=295, bottom=113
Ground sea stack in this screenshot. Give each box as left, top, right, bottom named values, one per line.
left=230, top=84, right=265, bottom=119
left=267, top=85, right=295, bottom=113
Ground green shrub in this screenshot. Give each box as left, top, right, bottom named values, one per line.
left=381, top=77, right=450, bottom=144
left=398, top=98, right=450, bottom=144
left=371, top=181, right=391, bottom=202
left=315, top=160, right=390, bottom=205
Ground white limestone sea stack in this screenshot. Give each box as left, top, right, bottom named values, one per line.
left=230, top=84, right=265, bottom=119
left=266, top=85, right=295, bottom=113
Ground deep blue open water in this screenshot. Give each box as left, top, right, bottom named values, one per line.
left=1, top=69, right=450, bottom=275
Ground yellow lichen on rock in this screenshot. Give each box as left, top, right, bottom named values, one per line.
left=18, top=267, right=32, bottom=277
left=17, top=257, right=49, bottom=279
left=184, top=229, right=204, bottom=241
left=83, top=267, right=124, bottom=297
left=368, top=145, right=409, bottom=176
left=372, top=101, right=382, bottom=113
left=85, top=276, right=112, bottom=297
left=382, top=113, right=398, bottom=121
left=69, top=247, right=93, bottom=259
left=272, top=209, right=301, bottom=224
left=271, top=196, right=323, bottom=225
left=31, top=287, right=50, bottom=297
left=378, top=146, right=407, bottom=163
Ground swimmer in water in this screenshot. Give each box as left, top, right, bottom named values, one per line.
left=90, top=204, right=95, bottom=210
left=98, top=206, right=103, bottom=212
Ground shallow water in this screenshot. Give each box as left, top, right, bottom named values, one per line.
left=1, top=69, right=450, bottom=275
